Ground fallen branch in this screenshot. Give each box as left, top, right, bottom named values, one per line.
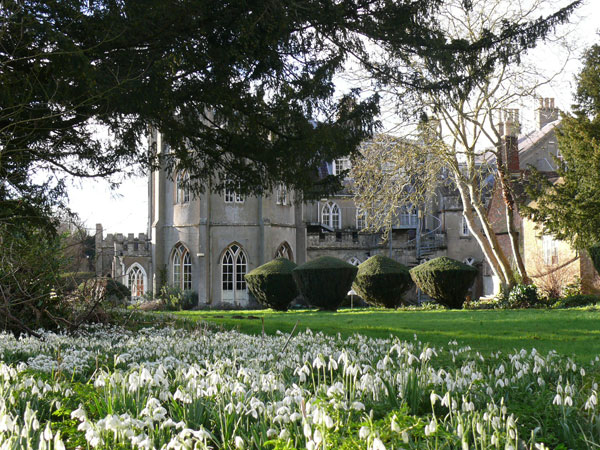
left=281, top=320, right=299, bottom=354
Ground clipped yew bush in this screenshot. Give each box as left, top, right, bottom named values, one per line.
left=244, top=258, right=298, bottom=311
left=352, top=255, right=413, bottom=308
left=292, top=256, right=358, bottom=311
left=409, top=257, right=477, bottom=309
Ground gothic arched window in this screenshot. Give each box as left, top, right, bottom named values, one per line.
left=221, top=244, right=248, bottom=304
left=172, top=243, right=192, bottom=290
left=275, top=242, right=293, bottom=261
left=321, top=201, right=341, bottom=229
left=126, top=263, right=147, bottom=298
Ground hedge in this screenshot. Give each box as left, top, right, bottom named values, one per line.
left=352, top=255, right=413, bottom=308
left=245, top=258, right=298, bottom=311
left=292, top=256, right=358, bottom=311
left=409, top=257, right=477, bottom=309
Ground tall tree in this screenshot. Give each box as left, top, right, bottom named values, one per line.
left=525, top=43, right=600, bottom=249
left=351, top=0, right=578, bottom=291
left=0, top=0, right=579, bottom=231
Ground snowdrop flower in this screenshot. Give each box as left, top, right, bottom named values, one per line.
left=351, top=401, right=365, bottom=411
left=71, top=405, right=87, bottom=421
left=553, top=394, right=563, bottom=406
left=401, top=431, right=409, bottom=443
left=390, top=416, right=400, bottom=433
left=424, top=418, right=437, bottom=436
left=371, top=437, right=386, bottom=450
left=234, top=436, right=244, bottom=449
left=303, top=422, right=312, bottom=439
left=43, top=422, right=53, bottom=441
left=359, top=426, right=370, bottom=440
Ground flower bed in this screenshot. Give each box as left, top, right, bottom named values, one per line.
left=0, top=324, right=599, bottom=449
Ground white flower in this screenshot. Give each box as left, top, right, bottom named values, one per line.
left=314, top=429, right=323, bottom=445
left=371, top=437, right=386, bottom=450
left=351, top=401, right=365, bottom=411
left=43, top=422, right=53, bottom=441
left=553, top=394, right=562, bottom=406
left=401, top=431, right=409, bottom=443
left=359, top=426, right=370, bottom=440
left=71, top=405, right=87, bottom=421
left=54, top=434, right=66, bottom=450
left=390, top=416, right=400, bottom=433
left=303, top=422, right=312, bottom=439
left=424, top=418, right=437, bottom=436
left=234, top=436, right=244, bottom=449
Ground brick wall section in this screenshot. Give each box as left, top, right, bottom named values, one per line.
left=487, top=179, right=523, bottom=268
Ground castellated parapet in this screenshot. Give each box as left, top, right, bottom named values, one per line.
left=95, top=224, right=152, bottom=287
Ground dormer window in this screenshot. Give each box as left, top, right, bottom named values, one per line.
left=276, top=184, right=288, bottom=205
left=332, top=158, right=351, bottom=176
left=224, top=180, right=244, bottom=203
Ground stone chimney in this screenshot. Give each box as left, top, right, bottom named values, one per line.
left=537, top=97, right=558, bottom=130
left=501, top=109, right=520, bottom=173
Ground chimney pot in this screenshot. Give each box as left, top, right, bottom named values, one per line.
left=537, top=97, right=558, bottom=130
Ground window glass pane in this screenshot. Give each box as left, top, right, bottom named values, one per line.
left=183, top=251, right=192, bottom=290
left=222, top=250, right=234, bottom=290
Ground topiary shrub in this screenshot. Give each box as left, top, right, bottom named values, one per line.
left=352, top=255, right=413, bottom=308
left=244, top=258, right=298, bottom=311
left=409, top=257, right=477, bottom=309
left=507, top=284, right=541, bottom=308
left=292, top=256, right=358, bottom=311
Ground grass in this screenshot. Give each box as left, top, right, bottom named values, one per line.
left=161, top=307, right=600, bottom=362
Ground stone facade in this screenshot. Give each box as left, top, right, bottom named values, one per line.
left=102, top=100, right=588, bottom=305
left=487, top=97, right=600, bottom=295
left=94, top=224, right=152, bottom=298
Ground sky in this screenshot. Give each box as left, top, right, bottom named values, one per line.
left=67, top=0, right=600, bottom=235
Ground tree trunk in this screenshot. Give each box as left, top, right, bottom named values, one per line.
left=454, top=176, right=516, bottom=292
left=497, top=166, right=529, bottom=284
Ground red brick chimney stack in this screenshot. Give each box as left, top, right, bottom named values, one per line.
left=502, top=109, right=520, bottom=173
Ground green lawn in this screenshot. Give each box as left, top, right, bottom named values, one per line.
left=164, top=308, right=600, bottom=362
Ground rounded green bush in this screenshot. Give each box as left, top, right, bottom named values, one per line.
left=352, top=255, right=413, bottom=308
left=508, top=284, right=541, bottom=308
left=245, top=258, right=298, bottom=311
left=409, top=257, right=477, bottom=309
left=292, top=256, right=358, bottom=311
left=552, top=294, right=600, bottom=309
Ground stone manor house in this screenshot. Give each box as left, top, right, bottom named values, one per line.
left=96, top=98, right=594, bottom=306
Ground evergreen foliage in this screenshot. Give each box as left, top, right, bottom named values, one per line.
left=552, top=294, right=600, bottom=309
left=292, top=257, right=358, bottom=311
left=588, top=245, right=600, bottom=275
left=525, top=44, right=600, bottom=249
left=352, top=255, right=413, bottom=308
left=409, top=257, right=477, bottom=309
left=507, top=284, right=541, bottom=309
left=245, top=258, right=298, bottom=311
left=0, top=0, right=580, bottom=231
